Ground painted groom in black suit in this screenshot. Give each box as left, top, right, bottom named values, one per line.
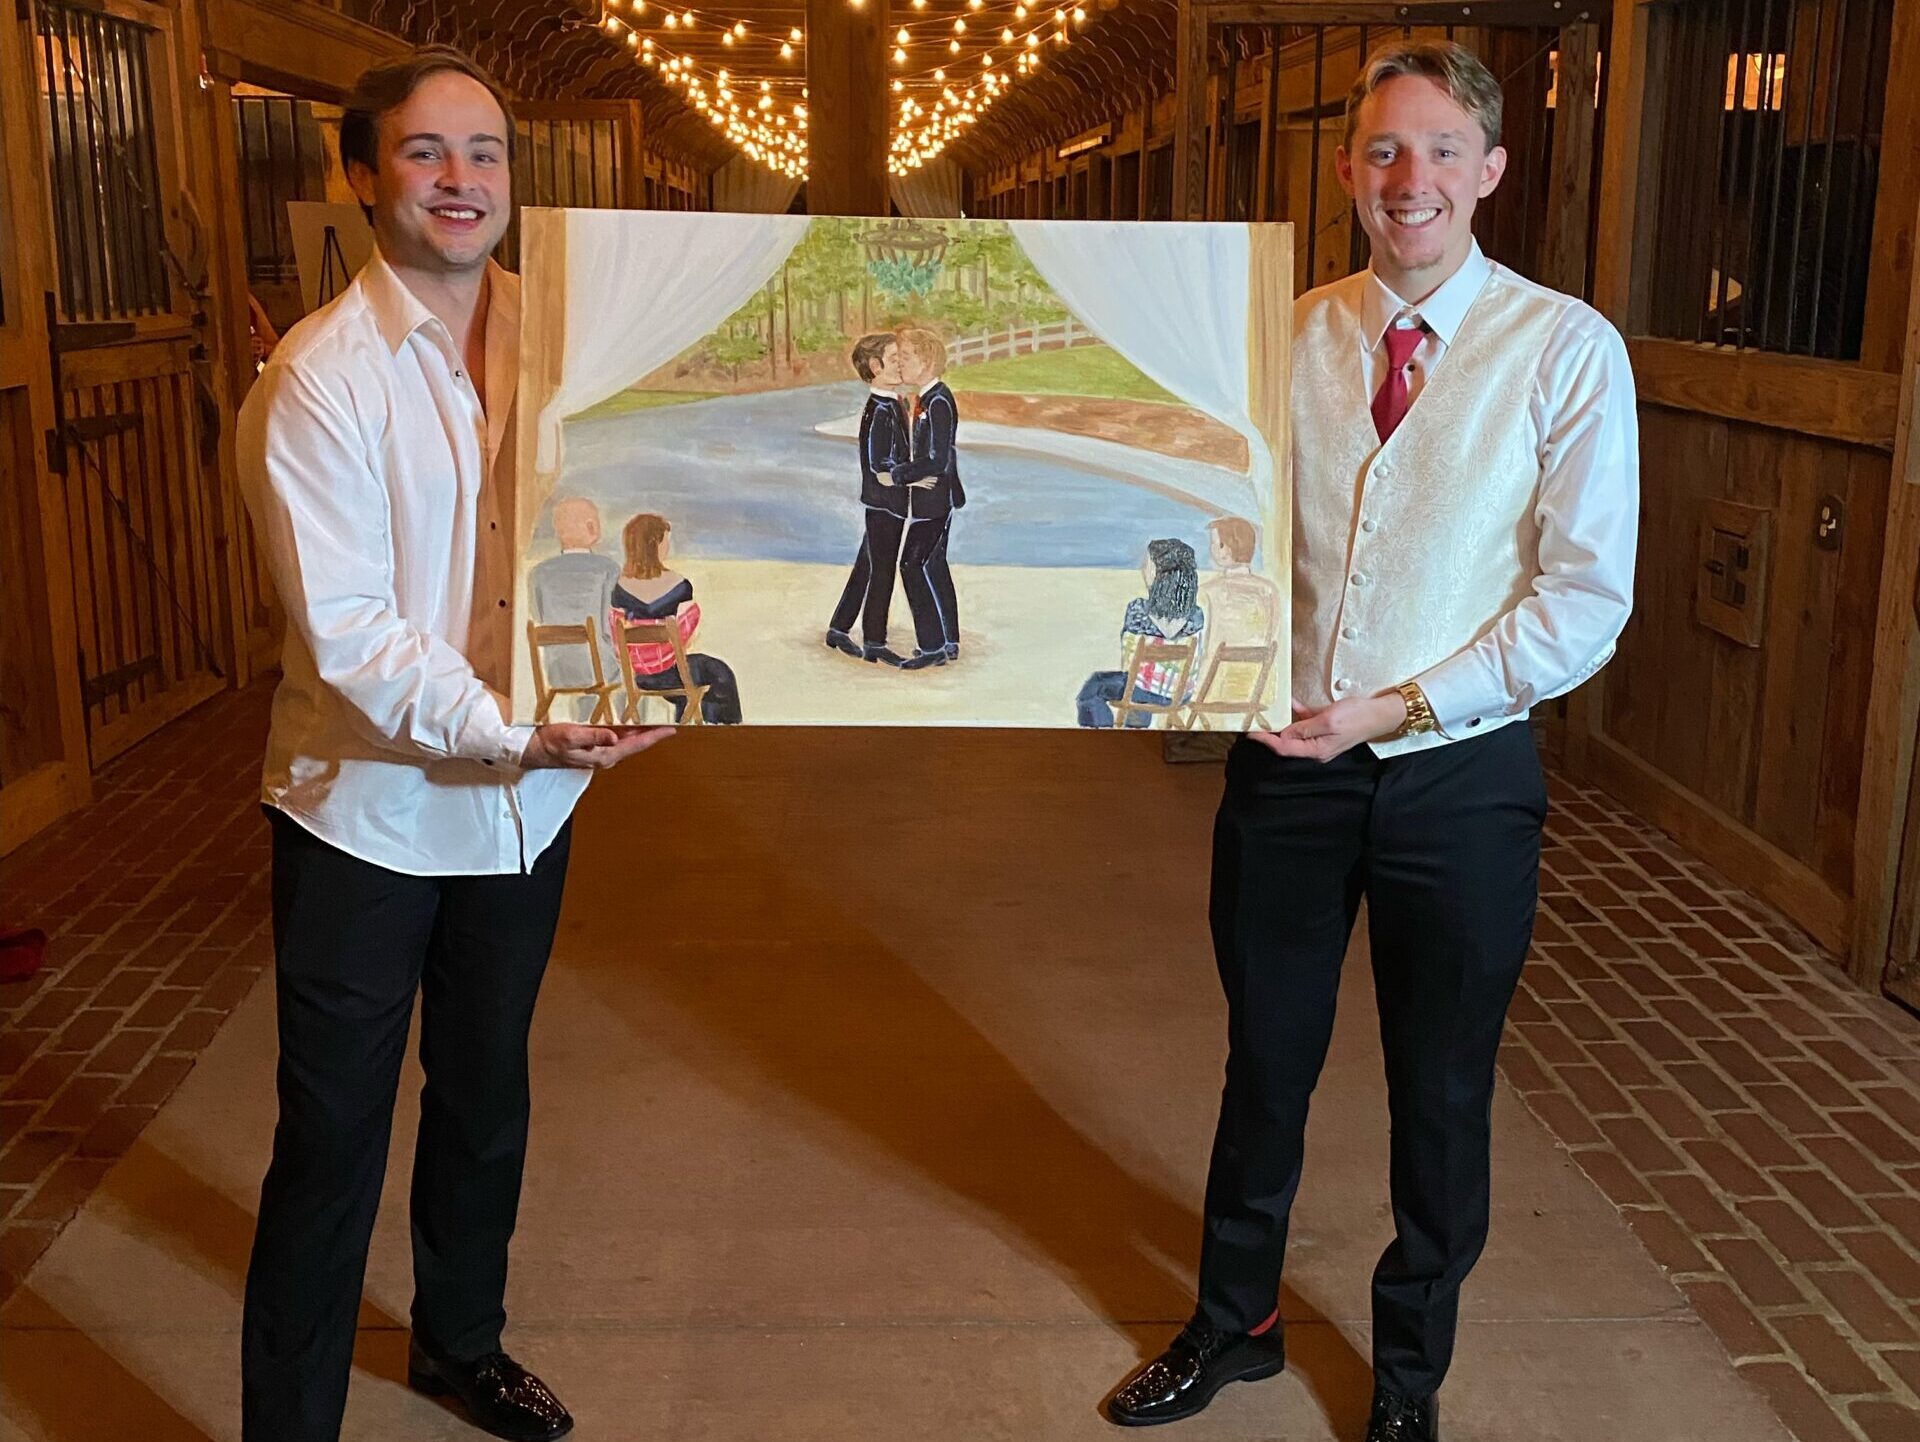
left=826, top=332, right=912, bottom=665
left=889, top=326, right=965, bottom=669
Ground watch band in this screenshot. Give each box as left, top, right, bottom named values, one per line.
left=1392, top=681, right=1436, bottom=739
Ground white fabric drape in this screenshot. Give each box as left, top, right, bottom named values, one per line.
left=533, top=210, right=809, bottom=475
left=1011, top=221, right=1270, bottom=515
left=711, top=156, right=804, bottom=214
left=889, top=157, right=964, bottom=218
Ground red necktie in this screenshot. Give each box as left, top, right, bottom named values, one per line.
left=1371, top=322, right=1426, bottom=443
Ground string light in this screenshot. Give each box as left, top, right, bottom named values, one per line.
left=599, top=0, right=1083, bottom=179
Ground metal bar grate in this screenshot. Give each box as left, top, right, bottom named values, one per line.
left=33, top=0, right=170, bottom=323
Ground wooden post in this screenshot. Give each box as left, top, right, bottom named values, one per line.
left=1174, top=0, right=1211, bottom=219
left=1861, top=0, right=1920, bottom=374
left=619, top=101, right=648, bottom=210
left=1851, top=184, right=1920, bottom=988
left=1564, top=0, right=1668, bottom=771
left=806, top=0, right=890, bottom=216
left=1538, top=21, right=1599, bottom=299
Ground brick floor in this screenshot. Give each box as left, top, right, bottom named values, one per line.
left=0, top=684, right=274, bottom=1297
left=1515, top=774, right=1920, bottom=1442
left=3, top=685, right=1919, bottom=1440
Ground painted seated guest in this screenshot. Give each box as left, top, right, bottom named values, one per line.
left=611, top=512, right=743, bottom=725
left=530, top=496, right=621, bottom=720
left=1198, top=515, right=1282, bottom=664
left=1076, top=538, right=1207, bottom=729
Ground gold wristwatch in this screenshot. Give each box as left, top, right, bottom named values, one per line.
left=1391, top=681, right=1436, bottom=739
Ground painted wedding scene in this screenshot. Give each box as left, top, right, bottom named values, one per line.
left=512, top=211, right=1293, bottom=728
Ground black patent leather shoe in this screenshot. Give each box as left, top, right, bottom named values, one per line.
left=899, top=648, right=948, bottom=670
left=824, top=627, right=862, bottom=658
left=1365, top=1387, right=1439, bottom=1442
left=1104, top=1320, right=1286, bottom=1426
left=408, top=1339, right=574, bottom=1441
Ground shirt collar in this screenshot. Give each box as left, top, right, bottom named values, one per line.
left=1360, top=240, right=1492, bottom=351
left=918, top=376, right=941, bottom=397
left=358, top=247, right=517, bottom=361
left=869, top=384, right=897, bottom=399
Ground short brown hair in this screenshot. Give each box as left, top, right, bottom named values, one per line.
left=622, top=513, right=671, bottom=580
left=1345, top=39, right=1503, bottom=151
left=850, top=332, right=896, bottom=382
left=896, top=326, right=948, bottom=378
left=339, top=45, right=515, bottom=180
left=1207, top=516, right=1257, bottom=565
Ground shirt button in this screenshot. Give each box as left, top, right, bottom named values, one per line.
left=1341, top=626, right=1357, bottom=640
left=1334, top=677, right=1352, bottom=692
left=1361, top=518, right=1377, bottom=533
left=1468, top=718, right=1482, bottom=728
left=1351, top=572, right=1368, bottom=587
left=497, top=598, right=508, bottom=609
left=1375, top=463, right=1393, bottom=481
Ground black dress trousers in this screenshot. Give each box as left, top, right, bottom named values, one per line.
left=241, top=809, right=573, bottom=1442
left=1196, top=721, right=1546, bottom=1398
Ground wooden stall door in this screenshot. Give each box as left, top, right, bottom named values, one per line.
left=0, top=1, right=90, bottom=850
left=29, top=0, right=231, bottom=769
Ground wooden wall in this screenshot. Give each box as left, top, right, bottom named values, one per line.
left=1574, top=0, right=1920, bottom=989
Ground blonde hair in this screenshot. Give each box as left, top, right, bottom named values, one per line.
left=622, top=513, right=671, bottom=580
left=895, top=326, right=948, bottom=378
left=1345, top=39, right=1504, bottom=152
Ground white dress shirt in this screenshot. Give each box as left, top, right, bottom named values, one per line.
left=237, top=251, right=588, bottom=876
left=1354, top=242, right=1639, bottom=740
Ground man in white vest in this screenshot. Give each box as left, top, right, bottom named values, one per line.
left=1105, top=39, right=1637, bottom=1441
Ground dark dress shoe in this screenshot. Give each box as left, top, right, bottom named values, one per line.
left=899, top=648, right=948, bottom=670
left=944, top=642, right=960, bottom=660
left=408, top=1339, right=574, bottom=1441
left=824, top=628, right=862, bottom=658
left=1104, top=1320, right=1286, bottom=1426
left=863, top=643, right=907, bottom=666
left=1365, top=1387, right=1438, bottom=1442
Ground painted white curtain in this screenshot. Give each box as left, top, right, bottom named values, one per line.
left=533, top=210, right=809, bottom=475
left=889, top=157, right=964, bottom=218
left=711, top=156, right=804, bottom=215
left=1011, top=221, right=1271, bottom=515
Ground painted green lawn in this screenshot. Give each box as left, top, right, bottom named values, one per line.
left=575, top=389, right=720, bottom=421
left=944, top=344, right=1180, bottom=404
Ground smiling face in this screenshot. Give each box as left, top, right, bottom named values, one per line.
left=348, top=70, right=512, bottom=278
left=1336, top=72, right=1506, bottom=301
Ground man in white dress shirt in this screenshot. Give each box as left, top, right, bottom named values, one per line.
left=235, top=47, right=667, bottom=1442
left=1106, top=41, right=1638, bottom=1440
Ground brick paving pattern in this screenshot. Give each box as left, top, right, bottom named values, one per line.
left=2, top=684, right=1918, bottom=1440
left=1517, top=776, right=1920, bottom=1442
left=0, top=684, right=274, bottom=1301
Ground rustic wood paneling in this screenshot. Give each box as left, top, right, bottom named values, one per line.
left=1606, top=402, right=1887, bottom=907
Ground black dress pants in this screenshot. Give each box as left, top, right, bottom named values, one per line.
left=1196, top=722, right=1546, bottom=1397
left=899, top=512, right=958, bottom=654
left=829, top=507, right=907, bottom=647
left=241, top=810, right=572, bottom=1442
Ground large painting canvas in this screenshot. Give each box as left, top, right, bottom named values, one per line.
left=514, top=211, right=1291, bottom=728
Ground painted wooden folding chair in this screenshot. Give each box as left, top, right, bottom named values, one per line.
left=525, top=618, right=618, bottom=724
left=612, top=613, right=711, bottom=725
left=1174, top=641, right=1278, bottom=731
left=1109, top=635, right=1199, bottom=730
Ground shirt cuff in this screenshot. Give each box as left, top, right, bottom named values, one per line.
left=1412, top=659, right=1504, bottom=740
left=494, top=725, right=535, bottom=768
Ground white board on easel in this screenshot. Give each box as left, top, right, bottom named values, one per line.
left=286, top=201, right=375, bottom=314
